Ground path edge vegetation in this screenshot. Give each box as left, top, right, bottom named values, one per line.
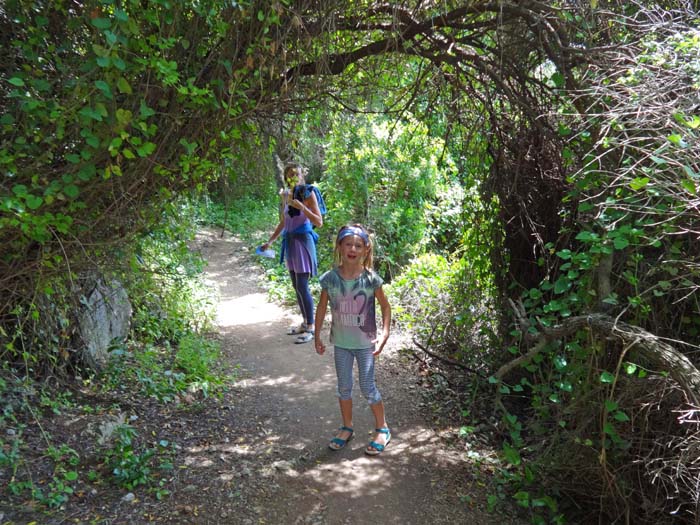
left=1, top=2, right=700, bottom=523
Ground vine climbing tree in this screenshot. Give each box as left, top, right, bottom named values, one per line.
left=2, top=1, right=699, bottom=522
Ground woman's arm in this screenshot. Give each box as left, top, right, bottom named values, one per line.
left=290, top=191, right=323, bottom=228
left=261, top=219, right=285, bottom=250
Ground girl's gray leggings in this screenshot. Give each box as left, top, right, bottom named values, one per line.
left=333, top=346, right=382, bottom=404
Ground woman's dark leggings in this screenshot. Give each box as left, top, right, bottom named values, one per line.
left=289, top=271, right=314, bottom=326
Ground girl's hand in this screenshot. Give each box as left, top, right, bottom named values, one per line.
left=372, top=331, right=390, bottom=356
left=315, top=337, right=325, bottom=355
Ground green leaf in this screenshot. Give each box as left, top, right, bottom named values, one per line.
left=113, top=57, right=126, bottom=70
left=179, top=139, right=198, bottom=155
left=553, top=276, right=570, bottom=294
left=613, top=411, right=630, bottom=422
left=684, top=165, right=699, bottom=179
left=140, top=101, right=156, bottom=118
left=604, top=399, right=618, bottom=411
left=557, top=381, right=572, bottom=392
left=667, top=134, right=687, bottom=148
left=25, top=194, right=43, bottom=210
left=64, top=185, right=80, bottom=199
left=550, top=72, right=565, bottom=88
left=528, top=288, right=542, bottom=300
left=78, top=164, right=96, bottom=181
left=681, top=180, right=696, bottom=194
left=117, top=77, right=132, bottom=94
left=91, top=17, right=112, bottom=29
left=600, top=371, right=615, bottom=384
left=532, top=495, right=558, bottom=512
left=514, top=491, right=529, bottom=507
left=109, top=137, right=123, bottom=150
left=96, top=56, right=111, bottom=68
left=682, top=115, right=700, bottom=129
left=575, top=231, right=598, bottom=242
left=502, top=443, right=521, bottom=466
left=624, top=362, right=637, bottom=375
left=557, top=124, right=572, bottom=137
left=105, top=30, right=118, bottom=46
left=12, top=184, right=28, bottom=196
left=613, top=237, right=629, bottom=249
left=78, top=106, right=103, bottom=122
left=137, top=142, right=156, bottom=157
left=257, top=10, right=265, bottom=21
left=602, top=293, right=619, bottom=305
left=94, top=80, right=113, bottom=99
left=629, top=177, right=649, bottom=190
left=553, top=355, right=567, bottom=370
left=116, top=108, right=132, bottom=125
left=8, top=77, right=25, bottom=87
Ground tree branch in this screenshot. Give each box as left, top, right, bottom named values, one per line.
left=495, top=313, right=700, bottom=405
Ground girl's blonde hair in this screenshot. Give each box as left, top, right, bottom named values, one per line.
left=333, top=223, right=374, bottom=270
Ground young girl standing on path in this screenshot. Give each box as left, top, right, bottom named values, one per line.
left=261, top=163, right=324, bottom=344
left=314, top=224, right=392, bottom=455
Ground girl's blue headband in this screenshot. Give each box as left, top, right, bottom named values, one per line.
left=337, top=226, right=369, bottom=245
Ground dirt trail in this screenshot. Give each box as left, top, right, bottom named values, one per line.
left=186, top=227, right=524, bottom=525
left=0, top=228, right=526, bottom=525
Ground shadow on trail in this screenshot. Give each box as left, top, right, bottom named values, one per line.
left=190, top=227, right=523, bottom=525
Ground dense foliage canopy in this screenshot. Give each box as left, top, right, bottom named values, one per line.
left=2, top=1, right=700, bottom=522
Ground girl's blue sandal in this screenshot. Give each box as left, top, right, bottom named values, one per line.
left=365, top=427, right=391, bottom=456
left=328, top=426, right=354, bottom=451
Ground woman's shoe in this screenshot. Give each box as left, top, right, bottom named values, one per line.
left=287, top=323, right=309, bottom=335
left=365, top=427, right=391, bottom=456
left=295, top=331, right=314, bottom=344
left=328, top=426, right=354, bottom=451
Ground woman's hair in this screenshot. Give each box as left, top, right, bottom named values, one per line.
left=283, top=163, right=305, bottom=182
left=333, top=223, right=374, bottom=270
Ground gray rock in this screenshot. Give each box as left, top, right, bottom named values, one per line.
left=78, top=278, right=132, bottom=371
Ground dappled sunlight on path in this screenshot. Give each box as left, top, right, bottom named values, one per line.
left=216, top=293, right=286, bottom=326
left=189, top=227, right=524, bottom=524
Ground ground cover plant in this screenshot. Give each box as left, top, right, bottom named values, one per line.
left=2, top=2, right=700, bottom=523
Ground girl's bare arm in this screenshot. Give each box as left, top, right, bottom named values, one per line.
left=373, top=287, right=391, bottom=355
left=314, top=289, right=329, bottom=355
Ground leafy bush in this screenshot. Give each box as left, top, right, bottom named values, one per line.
left=323, top=114, right=458, bottom=280
left=388, top=252, right=499, bottom=372
left=175, top=333, right=225, bottom=396
left=127, top=200, right=217, bottom=345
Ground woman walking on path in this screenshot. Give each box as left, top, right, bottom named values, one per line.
left=314, top=224, right=392, bottom=455
left=261, top=163, right=325, bottom=344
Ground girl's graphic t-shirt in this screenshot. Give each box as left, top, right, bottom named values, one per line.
left=319, top=268, right=384, bottom=350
